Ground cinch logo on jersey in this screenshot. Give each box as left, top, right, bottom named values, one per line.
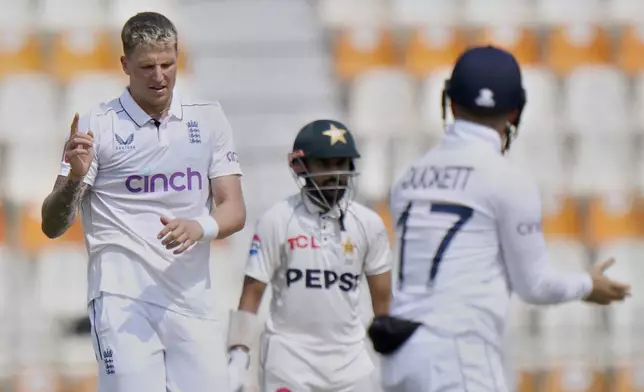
left=288, top=235, right=320, bottom=250
left=125, top=168, right=203, bottom=193
left=285, top=268, right=360, bottom=292
left=516, top=221, right=542, bottom=235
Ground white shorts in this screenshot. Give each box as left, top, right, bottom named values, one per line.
left=259, top=333, right=376, bottom=392
left=88, top=292, right=227, bottom=392
left=380, top=326, right=509, bottom=392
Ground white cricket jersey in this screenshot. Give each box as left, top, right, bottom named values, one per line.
left=58, top=88, right=242, bottom=319
left=244, top=194, right=391, bottom=349
left=389, top=120, right=592, bottom=348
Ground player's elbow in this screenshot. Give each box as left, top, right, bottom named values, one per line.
left=232, top=203, right=246, bottom=233
left=516, top=290, right=551, bottom=305
left=514, top=282, right=561, bottom=305
left=40, top=221, right=65, bottom=239
left=40, top=207, right=68, bottom=239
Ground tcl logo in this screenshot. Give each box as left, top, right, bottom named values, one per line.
left=288, top=235, right=321, bottom=250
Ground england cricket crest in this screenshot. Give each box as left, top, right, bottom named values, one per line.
left=103, top=348, right=115, bottom=375
left=187, top=120, right=201, bottom=144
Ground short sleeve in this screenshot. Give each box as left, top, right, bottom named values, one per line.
left=244, top=214, right=280, bottom=284
left=208, top=104, right=242, bottom=179
left=58, top=111, right=99, bottom=186
left=364, top=215, right=393, bottom=276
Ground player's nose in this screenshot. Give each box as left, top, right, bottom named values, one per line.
left=151, top=66, right=164, bottom=83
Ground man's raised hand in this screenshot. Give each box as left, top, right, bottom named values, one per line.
left=64, top=113, right=94, bottom=180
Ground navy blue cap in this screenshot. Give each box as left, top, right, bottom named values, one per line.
left=446, top=45, right=526, bottom=115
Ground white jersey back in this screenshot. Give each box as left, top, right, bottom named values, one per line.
left=244, top=194, right=391, bottom=350
left=58, top=89, right=242, bottom=319
left=389, top=120, right=591, bottom=348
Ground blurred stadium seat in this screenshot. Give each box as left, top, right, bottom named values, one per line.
left=0, top=0, right=32, bottom=29
left=631, top=71, right=644, bottom=133
left=107, top=0, right=180, bottom=31
left=470, top=26, right=540, bottom=66
left=183, top=0, right=321, bottom=46
left=562, top=66, right=631, bottom=135
left=418, top=66, right=453, bottom=139
left=536, top=0, right=605, bottom=25
left=318, top=0, right=389, bottom=28
left=0, top=31, right=44, bottom=77
left=193, top=55, right=338, bottom=112
left=538, top=240, right=601, bottom=392
left=586, top=195, right=642, bottom=247
left=35, top=247, right=88, bottom=320
left=63, top=73, right=125, bottom=120
left=545, top=25, right=611, bottom=76
left=570, top=135, right=635, bottom=196
left=0, top=74, right=58, bottom=144
left=334, top=28, right=397, bottom=80
left=463, top=0, right=534, bottom=27
left=403, top=27, right=466, bottom=79
left=608, top=0, right=644, bottom=25
left=355, top=138, right=391, bottom=202
left=36, top=0, right=105, bottom=31
left=50, top=30, right=116, bottom=82
left=617, top=25, right=644, bottom=76
left=392, top=0, right=460, bottom=28
left=349, top=68, right=419, bottom=138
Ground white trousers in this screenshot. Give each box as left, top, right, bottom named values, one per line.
left=380, top=326, right=509, bottom=392
left=259, top=333, right=377, bottom=392
left=88, top=292, right=228, bottom=392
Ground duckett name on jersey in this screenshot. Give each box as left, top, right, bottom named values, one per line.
left=286, top=268, right=360, bottom=292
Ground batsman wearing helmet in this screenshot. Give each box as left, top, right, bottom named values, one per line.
left=371, top=46, right=630, bottom=391
left=226, top=119, right=393, bottom=391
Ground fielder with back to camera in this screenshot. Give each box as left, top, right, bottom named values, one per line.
left=369, top=45, right=632, bottom=392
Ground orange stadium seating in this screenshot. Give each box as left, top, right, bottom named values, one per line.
left=49, top=30, right=118, bottom=82
left=334, top=28, right=398, bottom=80
left=545, top=25, right=612, bottom=76
left=0, top=32, right=44, bottom=77
left=403, top=27, right=467, bottom=78
left=616, top=25, right=644, bottom=75
left=471, top=26, right=541, bottom=66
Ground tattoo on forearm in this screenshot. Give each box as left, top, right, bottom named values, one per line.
left=41, top=177, right=88, bottom=238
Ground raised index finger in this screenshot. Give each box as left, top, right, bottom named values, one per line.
left=69, top=113, right=79, bottom=137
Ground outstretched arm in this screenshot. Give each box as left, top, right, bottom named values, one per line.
left=41, top=174, right=90, bottom=239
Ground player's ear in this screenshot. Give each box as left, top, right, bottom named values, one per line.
left=507, top=109, right=520, bottom=124
left=120, top=56, right=130, bottom=76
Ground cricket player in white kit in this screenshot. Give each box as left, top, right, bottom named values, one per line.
left=225, top=120, right=393, bottom=392
left=40, top=12, right=246, bottom=392
left=370, top=46, right=631, bottom=392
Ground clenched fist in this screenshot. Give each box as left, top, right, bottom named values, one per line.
left=157, top=216, right=205, bottom=254
left=64, top=113, right=94, bottom=179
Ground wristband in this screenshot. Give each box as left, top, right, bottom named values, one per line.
left=194, top=215, right=219, bottom=241
left=227, top=310, right=259, bottom=351
left=229, top=347, right=250, bottom=369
